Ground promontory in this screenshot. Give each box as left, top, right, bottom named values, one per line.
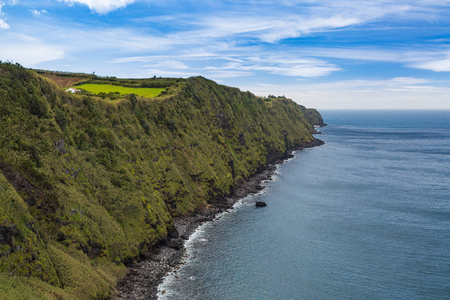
left=0, top=62, right=324, bottom=299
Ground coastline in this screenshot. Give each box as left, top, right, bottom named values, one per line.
left=112, top=138, right=324, bottom=300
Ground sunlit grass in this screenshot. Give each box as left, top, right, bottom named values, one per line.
left=76, top=83, right=165, bottom=98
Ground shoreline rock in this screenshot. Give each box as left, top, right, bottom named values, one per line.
left=112, top=139, right=324, bottom=300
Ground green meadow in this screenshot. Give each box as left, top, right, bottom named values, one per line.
left=76, top=83, right=165, bottom=98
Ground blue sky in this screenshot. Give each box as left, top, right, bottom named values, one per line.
left=1, top=0, right=450, bottom=109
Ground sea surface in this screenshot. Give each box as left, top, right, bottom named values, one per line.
left=158, top=110, right=450, bottom=300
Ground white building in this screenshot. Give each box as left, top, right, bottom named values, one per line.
left=65, top=88, right=80, bottom=93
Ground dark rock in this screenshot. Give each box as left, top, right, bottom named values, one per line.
left=166, top=239, right=183, bottom=250
left=255, top=201, right=267, bottom=207
left=168, top=228, right=179, bottom=239
left=234, top=177, right=246, bottom=188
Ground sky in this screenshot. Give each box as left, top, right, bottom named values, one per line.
left=1, top=0, right=450, bottom=109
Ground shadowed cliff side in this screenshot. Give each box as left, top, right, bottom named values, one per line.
left=0, top=62, right=324, bottom=299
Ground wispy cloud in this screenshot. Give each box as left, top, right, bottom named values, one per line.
left=190, top=15, right=361, bottom=43
left=206, top=55, right=340, bottom=77
left=60, top=0, right=136, bottom=14
left=287, top=46, right=450, bottom=73
left=409, top=54, right=450, bottom=72
left=246, top=77, right=450, bottom=109
left=144, top=61, right=189, bottom=70
left=138, top=68, right=198, bottom=78
left=252, top=77, right=441, bottom=96
left=112, top=51, right=341, bottom=78
left=390, top=77, right=430, bottom=85
left=149, top=0, right=450, bottom=44
left=17, top=22, right=178, bottom=53
left=109, top=43, right=450, bottom=79
left=206, top=70, right=254, bottom=78
left=0, top=33, right=65, bottom=65
left=111, top=52, right=219, bottom=64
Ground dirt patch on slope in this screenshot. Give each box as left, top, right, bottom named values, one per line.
left=40, top=74, right=85, bottom=88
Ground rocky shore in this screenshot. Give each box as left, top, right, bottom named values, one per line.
left=112, top=139, right=324, bottom=300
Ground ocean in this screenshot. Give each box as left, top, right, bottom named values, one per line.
left=158, top=110, right=450, bottom=299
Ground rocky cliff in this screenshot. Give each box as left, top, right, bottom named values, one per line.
left=0, top=62, right=324, bottom=299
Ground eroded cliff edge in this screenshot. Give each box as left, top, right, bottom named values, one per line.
left=0, top=63, right=324, bottom=299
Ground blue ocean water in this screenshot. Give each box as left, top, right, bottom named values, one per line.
left=158, top=110, right=450, bottom=300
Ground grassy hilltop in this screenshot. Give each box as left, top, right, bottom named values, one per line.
left=0, top=62, right=324, bottom=299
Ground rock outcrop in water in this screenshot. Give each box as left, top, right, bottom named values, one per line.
left=0, top=62, right=324, bottom=299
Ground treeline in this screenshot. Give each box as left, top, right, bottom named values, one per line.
left=34, top=69, right=93, bottom=78
left=75, top=77, right=184, bottom=88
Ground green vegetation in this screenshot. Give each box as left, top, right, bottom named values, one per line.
left=75, top=83, right=165, bottom=98
left=0, top=62, right=324, bottom=299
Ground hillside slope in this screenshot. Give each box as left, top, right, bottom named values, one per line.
left=0, top=62, right=324, bottom=299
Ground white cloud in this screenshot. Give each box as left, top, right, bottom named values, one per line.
left=409, top=56, right=450, bottom=72
left=30, top=9, right=49, bottom=17
left=0, top=18, right=8, bottom=29
left=0, top=2, right=9, bottom=29
left=60, top=0, right=136, bottom=14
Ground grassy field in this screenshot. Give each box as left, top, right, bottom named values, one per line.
left=76, top=83, right=165, bottom=98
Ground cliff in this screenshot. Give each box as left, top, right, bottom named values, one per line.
left=0, top=62, right=324, bottom=299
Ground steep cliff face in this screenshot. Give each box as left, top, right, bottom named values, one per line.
left=304, top=108, right=327, bottom=127
left=0, top=63, right=324, bottom=298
